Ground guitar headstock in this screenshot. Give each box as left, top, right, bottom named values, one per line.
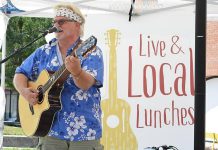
left=105, top=29, right=120, bottom=48
left=75, top=35, right=97, bottom=58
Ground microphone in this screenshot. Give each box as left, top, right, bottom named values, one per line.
left=42, top=26, right=63, bottom=36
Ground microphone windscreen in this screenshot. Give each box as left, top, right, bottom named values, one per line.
left=48, top=27, right=58, bottom=33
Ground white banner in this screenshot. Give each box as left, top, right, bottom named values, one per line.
left=84, top=4, right=195, bottom=150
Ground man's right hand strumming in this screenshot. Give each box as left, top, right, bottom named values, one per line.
left=13, top=73, right=38, bottom=106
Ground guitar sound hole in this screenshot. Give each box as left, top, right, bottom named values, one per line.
left=37, top=86, right=44, bottom=104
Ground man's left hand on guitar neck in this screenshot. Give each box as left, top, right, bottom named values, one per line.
left=65, top=55, right=96, bottom=90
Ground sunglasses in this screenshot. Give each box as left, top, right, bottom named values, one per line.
left=52, top=19, right=75, bottom=26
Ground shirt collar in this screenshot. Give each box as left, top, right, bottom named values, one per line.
left=66, top=37, right=81, bottom=56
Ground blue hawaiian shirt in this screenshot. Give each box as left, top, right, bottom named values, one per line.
left=15, top=37, right=104, bottom=141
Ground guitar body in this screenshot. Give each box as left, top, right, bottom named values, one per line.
left=19, top=70, right=62, bottom=136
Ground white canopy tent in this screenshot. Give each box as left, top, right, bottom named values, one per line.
left=1, top=0, right=218, bottom=88
left=0, top=0, right=218, bottom=78
left=0, top=0, right=201, bottom=87
left=1, top=0, right=218, bottom=149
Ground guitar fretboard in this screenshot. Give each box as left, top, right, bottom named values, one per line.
left=40, top=36, right=97, bottom=94
left=42, top=64, right=68, bottom=92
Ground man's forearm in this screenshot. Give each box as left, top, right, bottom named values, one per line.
left=13, top=73, right=28, bottom=95
left=72, top=70, right=95, bottom=90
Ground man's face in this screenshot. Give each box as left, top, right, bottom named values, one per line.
left=53, top=16, right=80, bottom=40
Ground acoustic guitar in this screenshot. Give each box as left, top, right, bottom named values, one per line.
left=101, top=29, right=138, bottom=150
left=18, top=36, right=97, bottom=137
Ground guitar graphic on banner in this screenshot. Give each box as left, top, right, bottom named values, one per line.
left=101, top=29, right=138, bottom=150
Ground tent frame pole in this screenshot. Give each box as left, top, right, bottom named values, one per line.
left=1, top=33, right=6, bottom=88
left=194, top=0, right=206, bottom=150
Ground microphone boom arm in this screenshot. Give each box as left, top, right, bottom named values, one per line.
left=0, top=29, right=52, bottom=64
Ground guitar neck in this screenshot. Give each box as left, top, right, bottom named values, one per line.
left=41, top=35, right=97, bottom=94
left=43, top=64, right=69, bottom=92
left=42, top=44, right=78, bottom=92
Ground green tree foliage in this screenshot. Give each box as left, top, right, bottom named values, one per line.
left=5, top=17, right=52, bottom=88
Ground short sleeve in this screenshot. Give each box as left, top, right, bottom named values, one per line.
left=81, top=46, right=104, bottom=88
left=15, top=49, right=40, bottom=81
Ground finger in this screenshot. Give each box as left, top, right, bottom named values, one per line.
left=32, top=97, right=38, bottom=105
left=31, top=101, right=37, bottom=106
left=32, top=90, right=39, bottom=96
left=70, top=56, right=77, bottom=62
left=29, top=98, right=35, bottom=105
left=31, top=89, right=38, bottom=93
left=33, top=100, right=37, bottom=105
left=65, top=58, right=71, bottom=64
left=30, top=88, right=38, bottom=95
left=30, top=92, right=38, bottom=99
left=65, top=56, right=71, bottom=61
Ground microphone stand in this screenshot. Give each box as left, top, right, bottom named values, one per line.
left=0, top=31, right=49, bottom=64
